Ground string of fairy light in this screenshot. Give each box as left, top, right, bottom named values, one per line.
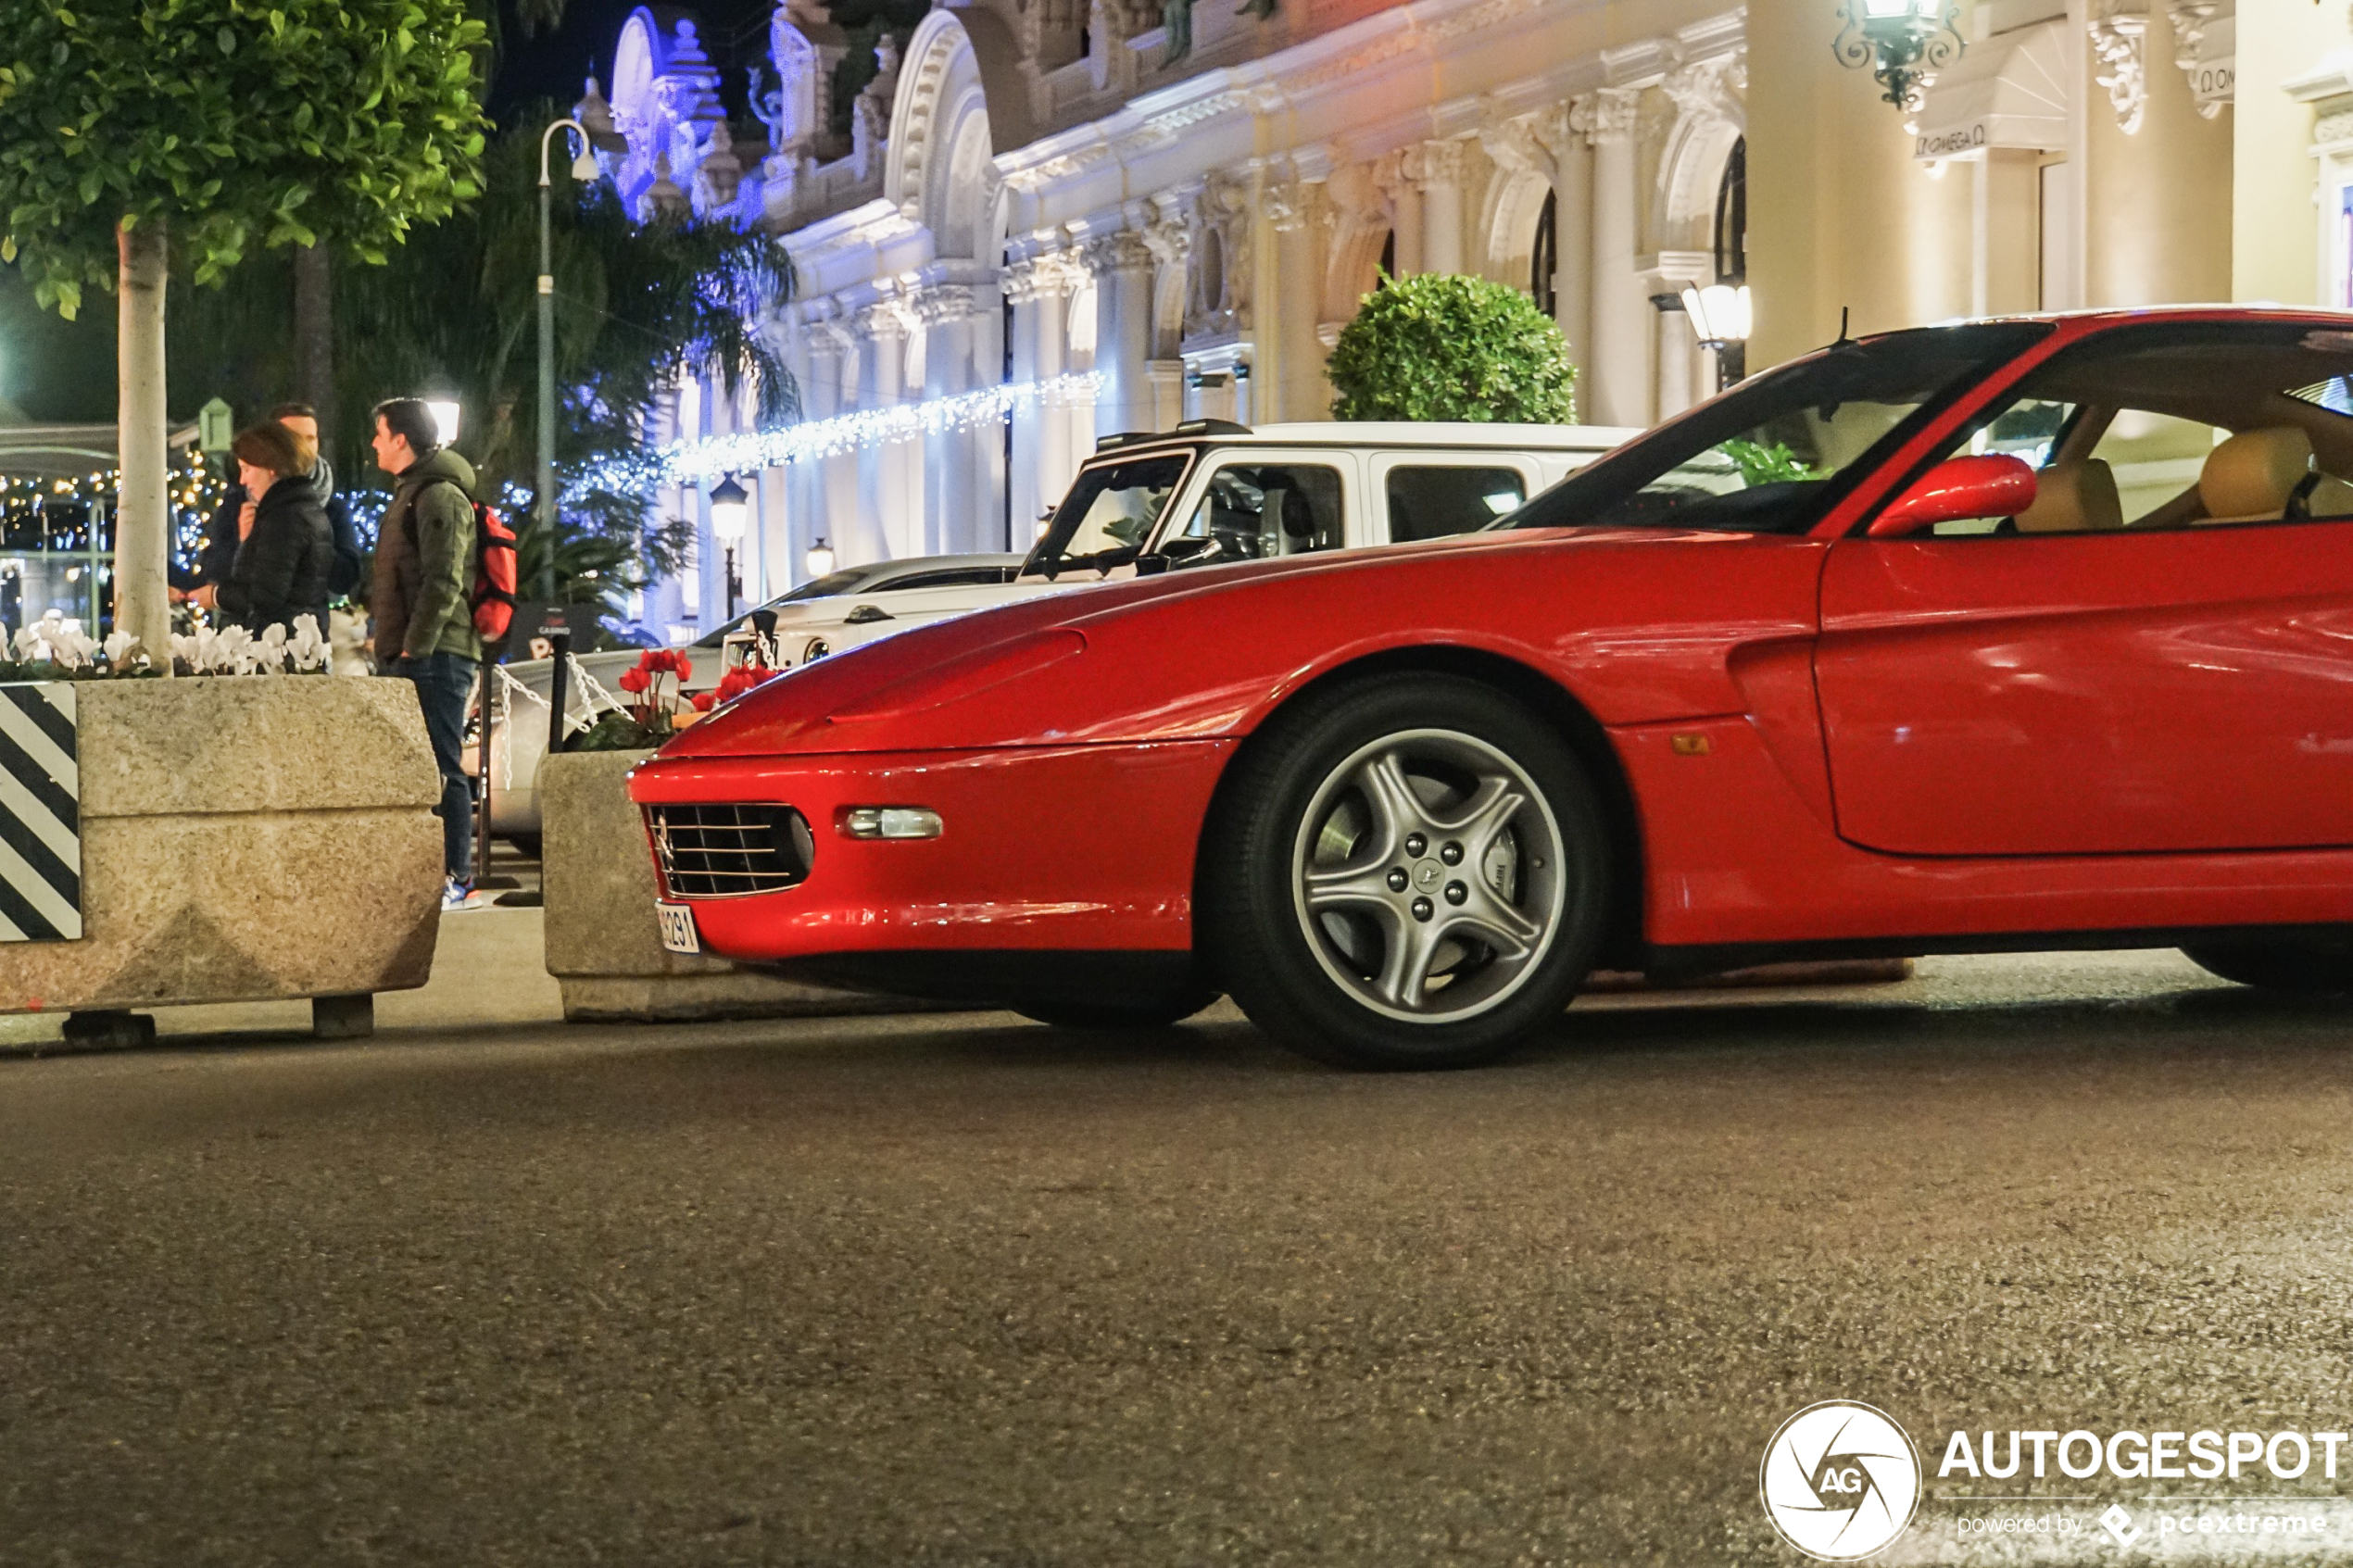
left=0, top=451, right=231, bottom=567
left=569, top=371, right=1107, bottom=498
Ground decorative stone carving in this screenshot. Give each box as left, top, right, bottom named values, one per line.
left=1186, top=176, right=1253, bottom=336
left=1003, top=246, right=1092, bottom=304
left=1663, top=48, right=1747, bottom=131
left=640, top=149, right=690, bottom=221
left=2167, top=0, right=2231, bottom=119
left=751, top=17, right=824, bottom=156
left=694, top=119, right=744, bottom=211
left=1262, top=182, right=1315, bottom=233
left=851, top=33, right=901, bottom=171
left=1403, top=138, right=1469, bottom=189
left=2091, top=0, right=2149, bottom=134
left=1570, top=87, right=1641, bottom=146
left=1086, top=228, right=1158, bottom=274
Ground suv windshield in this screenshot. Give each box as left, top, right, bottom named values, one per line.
left=1507, top=322, right=2052, bottom=535
left=1024, top=453, right=1192, bottom=578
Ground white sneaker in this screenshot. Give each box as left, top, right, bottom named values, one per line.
left=442, top=877, right=488, bottom=912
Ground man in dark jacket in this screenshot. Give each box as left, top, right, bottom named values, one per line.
left=269, top=403, right=364, bottom=599
left=371, top=396, right=486, bottom=911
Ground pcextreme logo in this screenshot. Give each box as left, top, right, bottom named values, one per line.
left=1759, top=1400, right=1924, bottom=1561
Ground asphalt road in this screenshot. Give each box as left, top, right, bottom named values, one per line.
left=6, top=952, right=2353, bottom=1567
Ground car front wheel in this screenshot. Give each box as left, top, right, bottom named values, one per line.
left=1203, top=676, right=1610, bottom=1069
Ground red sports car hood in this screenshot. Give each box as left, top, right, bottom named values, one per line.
left=657, top=524, right=1800, bottom=758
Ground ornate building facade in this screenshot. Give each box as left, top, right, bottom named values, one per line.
left=595, top=0, right=1752, bottom=639
left=592, top=0, right=2353, bottom=644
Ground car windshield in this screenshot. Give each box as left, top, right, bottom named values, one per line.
left=1023, top=453, right=1192, bottom=578
left=1507, top=322, right=2053, bottom=535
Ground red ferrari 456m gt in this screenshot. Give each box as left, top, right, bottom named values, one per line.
left=632, top=308, right=2353, bottom=1068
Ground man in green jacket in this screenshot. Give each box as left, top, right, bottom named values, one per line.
left=371, top=397, right=486, bottom=911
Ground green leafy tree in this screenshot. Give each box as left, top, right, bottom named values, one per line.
left=1327, top=272, right=1577, bottom=425
left=0, top=0, right=489, bottom=652
left=170, top=105, right=796, bottom=621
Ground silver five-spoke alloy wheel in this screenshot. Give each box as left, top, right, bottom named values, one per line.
left=1290, top=728, right=1568, bottom=1023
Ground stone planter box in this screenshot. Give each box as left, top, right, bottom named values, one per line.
left=0, top=677, right=444, bottom=1042
left=541, top=749, right=914, bottom=1022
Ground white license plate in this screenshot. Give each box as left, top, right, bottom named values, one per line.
left=656, top=901, right=700, bottom=955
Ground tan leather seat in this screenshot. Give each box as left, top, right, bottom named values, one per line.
left=2015, top=458, right=2123, bottom=533
left=2198, top=427, right=2312, bottom=522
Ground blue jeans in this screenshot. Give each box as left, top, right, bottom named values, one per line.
left=391, top=653, right=479, bottom=884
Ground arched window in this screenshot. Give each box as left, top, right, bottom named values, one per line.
left=1378, top=230, right=1395, bottom=287
left=1530, top=190, right=1557, bottom=317
left=1713, top=136, right=1747, bottom=286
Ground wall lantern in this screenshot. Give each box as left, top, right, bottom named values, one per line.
left=424, top=398, right=463, bottom=447
left=804, top=536, right=835, bottom=579
left=1680, top=283, right=1753, bottom=390
left=1832, top=0, right=1964, bottom=112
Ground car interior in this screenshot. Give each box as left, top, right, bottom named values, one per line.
left=1927, top=325, right=2353, bottom=536
left=1165, top=463, right=1345, bottom=565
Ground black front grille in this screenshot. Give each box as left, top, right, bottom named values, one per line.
left=648, top=804, right=814, bottom=897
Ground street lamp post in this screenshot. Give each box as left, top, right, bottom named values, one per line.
left=1680, top=282, right=1753, bottom=393
left=536, top=116, right=613, bottom=602
left=804, top=536, right=835, bottom=579
left=710, top=474, right=749, bottom=621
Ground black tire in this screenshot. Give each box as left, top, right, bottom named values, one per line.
left=1013, top=987, right=1221, bottom=1031
left=1202, top=674, right=1610, bottom=1069
left=502, top=833, right=544, bottom=861
left=2183, top=938, right=2353, bottom=993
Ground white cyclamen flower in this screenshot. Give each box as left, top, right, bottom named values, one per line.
left=103, top=630, right=141, bottom=667
left=12, top=625, right=44, bottom=661
left=287, top=615, right=327, bottom=671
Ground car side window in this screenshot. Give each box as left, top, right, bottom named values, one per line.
left=1385, top=466, right=1528, bottom=542
left=1170, top=463, right=1345, bottom=564
left=1906, top=322, right=2353, bottom=539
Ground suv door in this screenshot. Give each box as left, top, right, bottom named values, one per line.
left=1149, top=450, right=1359, bottom=567
left=1368, top=456, right=1543, bottom=543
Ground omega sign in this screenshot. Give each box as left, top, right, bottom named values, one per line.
left=2192, top=60, right=2234, bottom=103
left=1916, top=122, right=1987, bottom=159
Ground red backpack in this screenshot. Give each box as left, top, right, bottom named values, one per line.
left=469, top=500, right=519, bottom=644
left=413, top=476, right=520, bottom=646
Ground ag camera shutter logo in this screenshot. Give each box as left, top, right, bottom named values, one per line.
left=1760, top=1400, right=1923, bottom=1561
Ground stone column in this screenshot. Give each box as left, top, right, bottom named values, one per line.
left=812, top=321, right=865, bottom=571
left=1406, top=140, right=1468, bottom=277
left=864, top=297, right=922, bottom=560
left=1003, top=258, right=1051, bottom=538
left=1573, top=88, right=1648, bottom=429
left=1372, top=152, right=1424, bottom=277
left=1089, top=229, right=1157, bottom=438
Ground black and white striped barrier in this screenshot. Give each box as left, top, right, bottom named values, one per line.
left=0, top=683, right=82, bottom=942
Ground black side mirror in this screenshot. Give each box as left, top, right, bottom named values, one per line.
left=1134, top=553, right=1169, bottom=576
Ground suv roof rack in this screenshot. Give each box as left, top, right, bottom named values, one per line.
left=1094, top=418, right=1253, bottom=452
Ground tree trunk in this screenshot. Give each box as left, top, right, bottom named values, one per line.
left=293, top=242, right=334, bottom=459
left=115, top=217, right=170, bottom=665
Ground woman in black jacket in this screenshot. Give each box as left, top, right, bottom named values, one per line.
left=196, top=421, right=332, bottom=635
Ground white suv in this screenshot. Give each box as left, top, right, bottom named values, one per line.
left=742, top=419, right=1636, bottom=667
left=487, top=420, right=1633, bottom=839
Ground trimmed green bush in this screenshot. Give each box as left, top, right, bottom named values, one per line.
left=1327, top=272, right=1578, bottom=424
